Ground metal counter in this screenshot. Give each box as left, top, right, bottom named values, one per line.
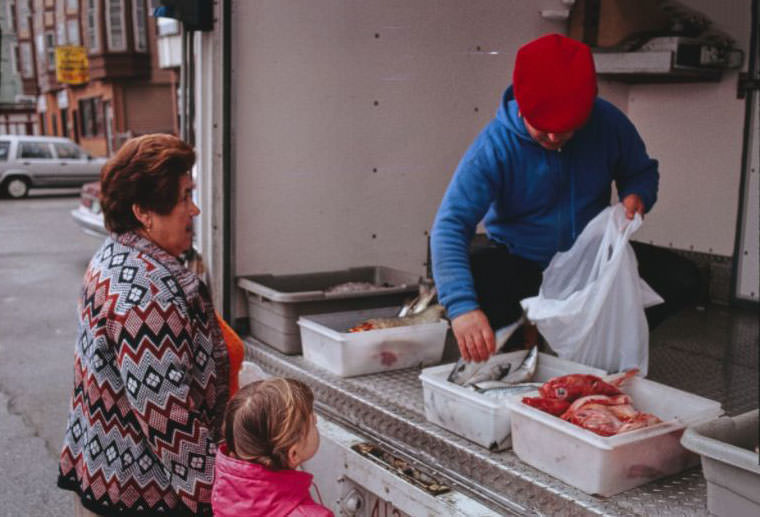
left=244, top=337, right=711, bottom=516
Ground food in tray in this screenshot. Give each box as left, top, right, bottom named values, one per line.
left=449, top=343, right=538, bottom=388
left=523, top=370, right=637, bottom=415
left=561, top=394, right=662, bottom=436
left=522, top=370, right=662, bottom=436
left=347, top=305, right=445, bottom=332
left=447, top=317, right=528, bottom=386
left=454, top=346, right=540, bottom=400
left=325, top=281, right=384, bottom=293
left=475, top=382, right=543, bottom=401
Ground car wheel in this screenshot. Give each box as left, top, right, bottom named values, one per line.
left=2, top=176, right=30, bottom=199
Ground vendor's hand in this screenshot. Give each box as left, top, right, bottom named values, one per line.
left=451, top=309, right=495, bottom=363
left=622, top=194, right=645, bottom=220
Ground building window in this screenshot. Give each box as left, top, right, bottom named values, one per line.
left=106, top=0, right=126, bottom=51
left=67, top=19, right=80, bottom=46
left=7, top=1, right=17, bottom=32
left=79, top=97, right=103, bottom=138
left=11, top=44, right=19, bottom=74
left=34, top=8, right=43, bottom=35
left=86, top=0, right=99, bottom=52
left=66, top=0, right=77, bottom=12
left=20, top=42, right=33, bottom=78
left=35, top=33, right=45, bottom=71
left=55, top=0, right=64, bottom=27
left=57, top=22, right=67, bottom=45
left=133, top=0, right=147, bottom=52
left=60, top=110, right=69, bottom=138
left=45, top=31, right=56, bottom=70
left=18, top=0, right=30, bottom=33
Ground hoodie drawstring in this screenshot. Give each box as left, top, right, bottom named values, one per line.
left=570, top=160, right=576, bottom=241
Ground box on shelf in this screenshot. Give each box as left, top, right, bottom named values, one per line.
left=419, top=352, right=606, bottom=451
left=681, top=409, right=760, bottom=517
left=298, top=307, right=448, bottom=377
left=238, top=267, right=419, bottom=354
left=504, top=376, right=723, bottom=496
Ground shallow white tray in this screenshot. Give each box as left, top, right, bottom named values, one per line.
left=298, top=307, right=448, bottom=377
left=419, top=351, right=606, bottom=450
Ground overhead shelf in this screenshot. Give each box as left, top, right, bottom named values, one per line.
left=593, top=51, right=723, bottom=83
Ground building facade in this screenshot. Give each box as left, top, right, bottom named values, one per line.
left=0, top=0, right=38, bottom=134
left=9, top=0, right=178, bottom=156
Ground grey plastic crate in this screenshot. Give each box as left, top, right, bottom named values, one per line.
left=681, top=409, right=760, bottom=517
left=238, top=266, right=419, bottom=354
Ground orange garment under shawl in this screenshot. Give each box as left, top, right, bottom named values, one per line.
left=216, top=313, right=244, bottom=396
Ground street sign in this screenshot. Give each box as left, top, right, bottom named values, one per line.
left=55, top=46, right=89, bottom=85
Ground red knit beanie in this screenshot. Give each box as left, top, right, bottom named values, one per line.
left=513, top=34, right=597, bottom=133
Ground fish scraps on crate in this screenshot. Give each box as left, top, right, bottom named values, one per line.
left=325, top=281, right=382, bottom=294
left=347, top=305, right=445, bottom=332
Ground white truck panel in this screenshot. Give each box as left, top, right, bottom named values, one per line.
left=304, top=417, right=502, bottom=516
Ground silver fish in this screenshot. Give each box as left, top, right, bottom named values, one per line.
left=476, top=382, right=543, bottom=401
left=447, top=317, right=525, bottom=386
left=452, top=358, right=512, bottom=387
left=467, top=379, right=517, bottom=391
left=501, top=345, right=538, bottom=385
left=397, top=279, right=437, bottom=318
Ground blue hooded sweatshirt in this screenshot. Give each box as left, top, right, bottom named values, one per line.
left=431, top=87, right=658, bottom=320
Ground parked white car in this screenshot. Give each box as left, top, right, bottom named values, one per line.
left=70, top=181, right=108, bottom=237
left=0, top=135, right=107, bottom=198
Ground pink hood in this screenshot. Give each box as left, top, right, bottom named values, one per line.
left=212, top=444, right=333, bottom=517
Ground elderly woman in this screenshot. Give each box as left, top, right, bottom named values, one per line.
left=58, top=134, right=229, bottom=517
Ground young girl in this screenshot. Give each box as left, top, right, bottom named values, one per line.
left=212, top=378, right=333, bottom=517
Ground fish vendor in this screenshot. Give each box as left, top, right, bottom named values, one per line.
left=431, top=33, right=701, bottom=363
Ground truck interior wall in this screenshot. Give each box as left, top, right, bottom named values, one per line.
left=229, top=0, right=752, bottom=287
left=626, top=0, right=752, bottom=257
left=230, top=0, right=570, bottom=279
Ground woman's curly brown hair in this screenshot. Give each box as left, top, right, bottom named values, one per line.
left=222, top=378, right=314, bottom=470
left=100, top=133, right=195, bottom=234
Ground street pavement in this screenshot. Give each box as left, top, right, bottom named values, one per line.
left=0, top=190, right=102, bottom=517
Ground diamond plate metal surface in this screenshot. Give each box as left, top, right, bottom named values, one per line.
left=647, top=306, right=759, bottom=416
left=244, top=338, right=714, bottom=516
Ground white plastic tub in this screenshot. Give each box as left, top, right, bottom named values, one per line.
left=298, top=307, right=448, bottom=377
left=681, top=409, right=760, bottom=517
left=239, top=267, right=418, bottom=354
left=504, top=376, right=723, bottom=496
left=419, top=352, right=606, bottom=451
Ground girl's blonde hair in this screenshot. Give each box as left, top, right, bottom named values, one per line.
left=222, top=378, right=314, bottom=470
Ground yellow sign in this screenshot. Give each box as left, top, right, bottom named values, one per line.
left=55, top=46, right=89, bottom=85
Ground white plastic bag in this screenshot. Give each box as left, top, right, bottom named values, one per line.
left=520, top=204, right=663, bottom=375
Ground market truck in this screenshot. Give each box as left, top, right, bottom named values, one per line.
left=167, top=0, right=758, bottom=514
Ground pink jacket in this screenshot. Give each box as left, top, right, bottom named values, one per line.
left=212, top=444, right=334, bottom=517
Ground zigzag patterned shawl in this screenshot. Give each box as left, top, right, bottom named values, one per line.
left=58, top=232, right=229, bottom=516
